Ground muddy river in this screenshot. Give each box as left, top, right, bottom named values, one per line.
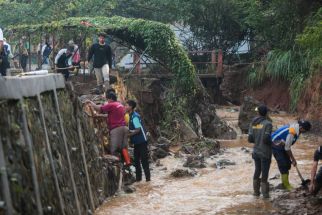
left=95, top=106, right=320, bottom=215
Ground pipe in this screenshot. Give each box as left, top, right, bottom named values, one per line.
left=37, top=94, right=65, bottom=215
left=0, top=136, right=14, bottom=215
left=52, top=89, right=81, bottom=215
left=77, top=119, right=95, bottom=212
left=20, top=98, right=43, bottom=215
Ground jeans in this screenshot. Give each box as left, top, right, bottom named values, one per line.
left=253, top=153, right=271, bottom=183
left=134, top=142, right=150, bottom=181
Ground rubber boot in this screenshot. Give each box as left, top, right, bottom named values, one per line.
left=122, top=148, right=131, bottom=166
left=253, top=179, right=260, bottom=196
left=281, top=174, right=293, bottom=191
left=261, top=182, right=269, bottom=198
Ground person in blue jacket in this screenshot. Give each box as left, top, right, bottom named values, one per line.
left=271, top=120, right=311, bottom=190
left=126, top=100, right=151, bottom=182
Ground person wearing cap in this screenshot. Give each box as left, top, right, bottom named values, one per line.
left=248, top=105, right=273, bottom=198
left=87, top=33, right=113, bottom=94
left=85, top=91, right=130, bottom=165
left=271, top=120, right=311, bottom=191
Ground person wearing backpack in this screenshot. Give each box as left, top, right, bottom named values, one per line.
left=126, top=100, right=151, bottom=182
left=41, top=42, right=52, bottom=65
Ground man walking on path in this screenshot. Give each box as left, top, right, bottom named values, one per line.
left=126, top=100, right=151, bottom=182
left=87, top=33, right=113, bottom=94
left=248, top=105, right=272, bottom=198
left=271, top=120, right=311, bottom=191
left=86, top=92, right=130, bottom=165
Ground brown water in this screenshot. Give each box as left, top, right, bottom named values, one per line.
left=95, top=106, right=320, bottom=215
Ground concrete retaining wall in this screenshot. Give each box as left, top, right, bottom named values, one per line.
left=0, top=74, right=120, bottom=215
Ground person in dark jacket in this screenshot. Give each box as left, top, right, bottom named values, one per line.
left=248, top=105, right=273, bottom=198
left=126, top=100, right=151, bottom=182
left=0, top=40, right=9, bottom=76
left=87, top=33, right=112, bottom=93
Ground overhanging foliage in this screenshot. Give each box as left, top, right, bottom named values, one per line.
left=9, top=16, right=197, bottom=95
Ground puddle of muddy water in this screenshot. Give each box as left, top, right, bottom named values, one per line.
left=95, top=106, right=321, bottom=215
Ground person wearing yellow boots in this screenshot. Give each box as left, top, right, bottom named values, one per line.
left=271, top=120, right=311, bottom=191
left=248, top=105, right=273, bottom=198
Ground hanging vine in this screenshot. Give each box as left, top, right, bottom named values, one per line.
left=9, top=16, right=197, bottom=95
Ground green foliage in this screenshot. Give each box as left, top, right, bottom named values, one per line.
left=160, top=89, right=191, bottom=139
left=0, top=0, right=116, bottom=27
left=9, top=16, right=196, bottom=92
left=248, top=49, right=315, bottom=111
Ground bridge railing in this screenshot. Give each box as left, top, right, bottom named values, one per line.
left=188, top=50, right=223, bottom=78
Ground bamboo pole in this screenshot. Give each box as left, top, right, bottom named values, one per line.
left=20, top=98, right=43, bottom=215
left=0, top=136, right=14, bottom=215
left=37, top=94, right=66, bottom=215
left=52, top=89, right=81, bottom=215
left=76, top=118, right=95, bottom=212
left=28, top=34, right=31, bottom=71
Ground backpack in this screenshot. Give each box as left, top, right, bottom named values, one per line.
left=43, top=45, right=52, bottom=57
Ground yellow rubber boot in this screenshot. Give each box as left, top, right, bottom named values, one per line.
left=281, top=174, right=293, bottom=191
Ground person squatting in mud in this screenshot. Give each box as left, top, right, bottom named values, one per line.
left=85, top=91, right=131, bottom=165
left=309, top=146, right=322, bottom=195
left=248, top=105, right=273, bottom=198
left=271, top=120, right=311, bottom=191
left=125, top=100, right=151, bottom=182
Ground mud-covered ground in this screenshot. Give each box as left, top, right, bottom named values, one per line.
left=92, top=106, right=322, bottom=215
left=272, top=187, right=322, bottom=215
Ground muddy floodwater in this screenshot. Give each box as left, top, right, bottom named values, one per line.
left=95, top=107, right=320, bottom=215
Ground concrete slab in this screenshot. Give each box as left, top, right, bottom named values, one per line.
left=0, top=74, right=65, bottom=99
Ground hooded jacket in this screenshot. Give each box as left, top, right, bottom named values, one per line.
left=248, top=116, right=273, bottom=160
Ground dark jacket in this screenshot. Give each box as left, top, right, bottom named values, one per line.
left=129, top=112, right=147, bottom=145
left=87, top=43, right=112, bottom=68
left=248, top=116, right=273, bottom=160
left=0, top=48, right=9, bottom=76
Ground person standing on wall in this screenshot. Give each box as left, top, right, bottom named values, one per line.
left=85, top=92, right=131, bottom=166
left=87, top=32, right=113, bottom=94
left=248, top=105, right=272, bottom=198
left=126, top=100, right=151, bottom=182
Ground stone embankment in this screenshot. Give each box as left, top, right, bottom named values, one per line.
left=0, top=74, right=120, bottom=215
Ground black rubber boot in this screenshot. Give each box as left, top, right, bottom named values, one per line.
left=253, top=179, right=260, bottom=196
left=261, top=182, right=269, bottom=198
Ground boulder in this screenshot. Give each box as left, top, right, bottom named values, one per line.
left=178, top=119, right=199, bottom=141
left=152, top=148, right=168, bottom=160
left=216, top=159, right=236, bottom=169
left=183, top=155, right=206, bottom=168
left=238, top=96, right=262, bottom=133
left=170, top=169, right=196, bottom=178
